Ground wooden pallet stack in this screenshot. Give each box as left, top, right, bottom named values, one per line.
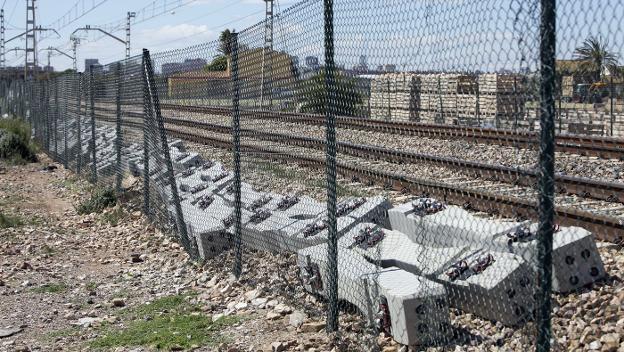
left=478, top=73, right=526, bottom=128
left=419, top=74, right=477, bottom=124
left=370, top=73, right=420, bottom=121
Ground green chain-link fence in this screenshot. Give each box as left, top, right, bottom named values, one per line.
left=2, top=0, right=622, bottom=350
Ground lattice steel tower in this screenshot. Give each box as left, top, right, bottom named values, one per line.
left=1, top=9, right=5, bottom=70
left=25, top=0, right=37, bottom=79
left=125, top=12, right=136, bottom=59
left=260, top=0, right=273, bottom=108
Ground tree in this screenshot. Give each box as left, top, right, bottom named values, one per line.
left=297, top=69, right=363, bottom=117
left=218, top=29, right=234, bottom=56
left=573, top=35, right=619, bottom=82
left=204, top=55, right=228, bottom=72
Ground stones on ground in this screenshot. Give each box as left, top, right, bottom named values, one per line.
left=130, top=253, right=143, bottom=263
left=0, top=327, right=22, bottom=339
left=266, top=311, right=281, bottom=320
left=274, top=303, right=292, bottom=315
left=111, top=298, right=125, bottom=307
left=288, top=310, right=306, bottom=328
left=300, top=321, right=325, bottom=333
left=600, top=333, right=620, bottom=351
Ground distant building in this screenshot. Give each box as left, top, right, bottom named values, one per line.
left=384, top=64, right=396, bottom=73
left=161, top=58, right=207, bottom=76
left=305, top=56, right=319, bottom=70
left=84, top=59, right=102, bottom=73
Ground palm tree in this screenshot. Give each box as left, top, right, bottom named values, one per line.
left=216, top=29, right=235, bottom=73
left=573, top=35, right=619, bottom=82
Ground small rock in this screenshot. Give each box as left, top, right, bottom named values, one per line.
left=600, top=333, right=620, bottom=351
left=111, top=298, right=125, bottom=307
left=274, top=303, right=292, bottom=315
left=130, top=254, right=143, bottom=263
left=0, top=327, right=22, bottom=338
left=300, top=321, right=325, bottom=333
left=244, top=289, right=260, bottom=301
left=271, top=342, right=286, bottom=352
left=234, top=302, right=248, bottom=310
left=289, top=311, right=306, bottom=328
left=588, top=340, right=602, bottom=350
left=266, top=312, right=281, bottom=320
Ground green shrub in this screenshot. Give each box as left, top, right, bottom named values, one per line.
left=0, top=131, right=37, bottom=163
left=75, top=188, right=117, bottom=215
left=0, top=118, right=37, bottom=163
left=0, top=118, right=31, bottom=142
left=0, top=212, right=23, bottom=228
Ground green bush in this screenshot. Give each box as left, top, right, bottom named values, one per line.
left=75, top=188, right=117, bottom=215
left=0, top=118, right=31, bottom=142
left=0, top=118, right=37, bottom=163
left=297, top=69, right=363, bottom=117
left=0, top=131, right=37, bottom=163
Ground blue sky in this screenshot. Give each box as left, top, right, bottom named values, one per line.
left=2, top=0, right=300, bottom=71
left=2, top=0, right=624, bottom=73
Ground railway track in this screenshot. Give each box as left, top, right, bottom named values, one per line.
left=78, top=102, right=624, bottom=160
left=82, top=108, right=624, bottom=204
left=159, top=103, right=624, bottom=160
left=91, top=116, right=624, bottom=243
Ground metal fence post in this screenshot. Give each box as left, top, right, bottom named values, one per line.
left=142, top=54, right=151, bottom=217
left=324, top=0, right=339, bottom=333
left=54, top=79, right=59, bottom=159
left=610, top=76, right=614, bottom=136
left=63, top=78, right=69, bottom=169
left=76, top=73, right=83, bottom=174
left=115, top=62, right=123, bottom=194
left=231, top=32, right=243, bottom=278
left=537, top=0, right=556, bottom=351
left=89, top=66, right=98, bottom=183
left=142, top=48, right=192, bottom=256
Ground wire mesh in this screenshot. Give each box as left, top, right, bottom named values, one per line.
left=3, top=0, right=623, bottom=350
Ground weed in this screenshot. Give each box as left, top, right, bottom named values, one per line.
left=75, top=187, right=117, bottom=215
left=41, top=244, right=55, bottom=255
left=86, top=282, right=98, bottom=291
left=90, top=294, right=239, bottom=350
left=32, top=283, right=67, bottom=294
left=100, top=206, right=126, bottom=226
left=0, top=212, right=23, bottom=228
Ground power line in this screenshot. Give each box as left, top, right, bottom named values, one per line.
left=93, top=8, right=264, bottom=65
left=39, top=0, right=111, bottom=42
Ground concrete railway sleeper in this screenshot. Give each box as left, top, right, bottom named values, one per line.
left=80, top=113, right=624, bottom=244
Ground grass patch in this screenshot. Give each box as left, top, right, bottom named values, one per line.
left=86, top=282, right=98, bottom=291
left=100, top=206, right=126, bottom=226
left=32, top=282, right=67, bottom=294
left=90, top=294, right=240, bottom=350
left=47, top=326, right=81, bottom=339
left=0, top=118, right=37, bottom=164
left=41, top=244, right=55, bottom=255
left=0, top=211, right=23, bottom=228
left=75, top=187, right=117, bottom=215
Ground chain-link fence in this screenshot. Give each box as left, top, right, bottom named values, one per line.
left=2, top=0, right=623, bottom=350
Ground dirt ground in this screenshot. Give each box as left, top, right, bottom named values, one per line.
left=0, top=155, right=358, bottom=352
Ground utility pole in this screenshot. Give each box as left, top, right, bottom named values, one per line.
left=1, top=9, right=5, bottom=70
left=260, top=0, right=273, bottom=109
left=126, top=12, right=136, bottom=59
left=71, top=37, right=80, bottom=71
left=25, top=0, right=37, bottom=80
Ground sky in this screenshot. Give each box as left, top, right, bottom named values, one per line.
left=1, top=0, right=301, bottom=71
left=2, top=0, right=624, bottom=73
